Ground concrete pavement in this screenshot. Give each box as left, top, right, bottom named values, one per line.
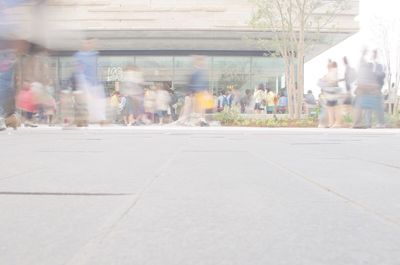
left=1, top=127, right=400, bottom=265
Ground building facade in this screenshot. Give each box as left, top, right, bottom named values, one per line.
left=5, top=0, right=360, bottom=94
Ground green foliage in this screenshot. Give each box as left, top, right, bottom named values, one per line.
left=214, top=108, right=244, bottom=125
left=214, top=109, right=318, bottom=127
left=214, top=109, right=400, bottom=128
left=342, top=113, right=353, bottom=124
left=385, top=114, right=400, bottom=128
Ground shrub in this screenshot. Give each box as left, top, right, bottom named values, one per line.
left=214, top=108, right=243, bottom=125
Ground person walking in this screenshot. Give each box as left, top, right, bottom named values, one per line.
left=0, top=1, right=28, bottom=130
left=277, top=91, right=288, bottom=114
left=0, top=47, right=17, bottom=130
left=368, top=50, right=386, bottom=127
left=74, top=38, right=106, bottom=125
left=340, top=56, right=357, bottom=119
left=353, top=49, right=386, bottom=128
left=254, top=84, right=266, bottom=114
left=120, top=65, right=144, bottom=126
left=240, top=89, right=253, bottom=114
left=217, top=90, right=228, bottom=112
left=156, top=83, right=171, bottom=125
left=176, top=55, right=210, bottom=126
left=266, top=88, right=276, bottom=114
left=304, top=90, right=317, bottom=116
left=318, top=61, right=341, bottom=127
left=143, top=85, right=157, bottom=124
left=16, top=81, right=38, bottom=127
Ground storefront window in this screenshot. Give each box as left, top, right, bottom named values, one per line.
left=252, top=57, right=285, bottom=93
left=54, top=55, right=285, bottom=97
left=136, top=56, right=173, bottom=83
left=98, top=56, right=134, bottom=95
left=58, top=57, right=75, bottom=90
left=173, top=56, right=213, bottom=93
left=211, top=57, right=251, bottom=95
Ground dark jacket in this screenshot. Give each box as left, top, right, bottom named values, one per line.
left=188, top=69, right=208, bottom=93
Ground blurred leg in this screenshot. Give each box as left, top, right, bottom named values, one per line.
left=364, top=109, right=372, bottom=128
left=376, top=95, right=385, bottom=126
left=333, top=105, right=343, bottom=127
left=353, top=96, right=367, bottom=128
left=73, top=91, right=89, bottom=127
left=60, top=91, right=73, bottom=125
left=327, top=106, right=335, bottom=127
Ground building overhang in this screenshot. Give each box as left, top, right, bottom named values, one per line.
left=45, top=29, right=356, bottom=61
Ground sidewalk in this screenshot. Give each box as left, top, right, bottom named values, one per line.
left=1, top=127, right=400, bottom=265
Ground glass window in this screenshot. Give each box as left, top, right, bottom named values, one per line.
left=98, top=56, right=134, bottom=95
left=135, top=56, right=173, bottom=83
left=58, top=57, right=75, bottom=90
left=54, top=55, right=286, bottom=97
left=98, top=56, right=134, bottom=83
left=173, top=56, right=192, bottom=92
left=173, top=56, right=210, bottom=93
left=252, top=57, right=285, bottom=93
left=211, top=57, right=251, bottom=95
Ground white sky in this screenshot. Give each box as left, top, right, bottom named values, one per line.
left=304, top=0, right=400, bottom=95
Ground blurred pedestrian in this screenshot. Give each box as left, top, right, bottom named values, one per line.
left=191, top=56, right=211, bottom=126
left=367, top=50, right=386, bottom=127
left=342, top=56, right=357, bottom=93
left=25, top=45, right=55, bottom=125
left=318, top=61, right=341, bottom=127
left=16, top=81, right=38, bottom=127
left=167, top=83, right=179, bottom=121
left=0, top=0, right=29, bottom=130
left=305, top=90, right=316, bottom=105
left=121, top=65, right=144, bottom=126
left=74, top=38, right=106, bottom=125
left=110, top=90, right=122, bottom=123
left=156, top=82, right=171, bottom=125
left=33, top=81, right=56, bottom=125
left=277, top=91, right=288, bottom=114
left=227, top=87, right=239, bottom=108
left=217, top=90, right=228, bottom=112
left=353, top=49, right=386, bottom=128
left=254, top=84, right=266, bottom=114
left=176, top=55, right=210, bottom=126
left=144, top=85, right=157, bottom=124
left=304, top=90, right=317, bottom=116
left=340, top=56, right=357, bottom=119
left=0, top=45, right=17, bottom=130
left=240, top=89, right=253, bottom=113
left=266, top=88, right=276, bottom=114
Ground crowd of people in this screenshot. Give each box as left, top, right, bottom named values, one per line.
left=318, top=49, right=388, bottom=128
left=0, top=29, right=395, bottom=129
left=1, top=1, right=398, bottom=130
left=1, top=32, right=292, bottom=130
left=0, top=39, right=215, bottom=129
left=215, top=85, right=289, bottom=115
left=0, top=47, right=395, bottom=130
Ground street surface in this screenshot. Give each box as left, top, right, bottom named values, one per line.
left=1, top=127, right=400, bottom=265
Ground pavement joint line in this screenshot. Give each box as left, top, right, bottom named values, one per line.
left=309, top=148, right=400, bottom=172
left=64, top=141, right=186, bottom=265
left=36, top=150, right=104, bottom=153
left=0, top=167, right=45, bottom=182
left=250, top=150, right=400, bottom=229
left=348, top=157, right=400, bottom=171
left=0, top=191, right=134, bottom=196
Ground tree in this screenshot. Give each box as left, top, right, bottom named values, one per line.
left=249, top=0, right=349, bottom=119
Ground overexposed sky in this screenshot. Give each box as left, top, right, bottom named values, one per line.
left=304, top=0, right=400, bottom=94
